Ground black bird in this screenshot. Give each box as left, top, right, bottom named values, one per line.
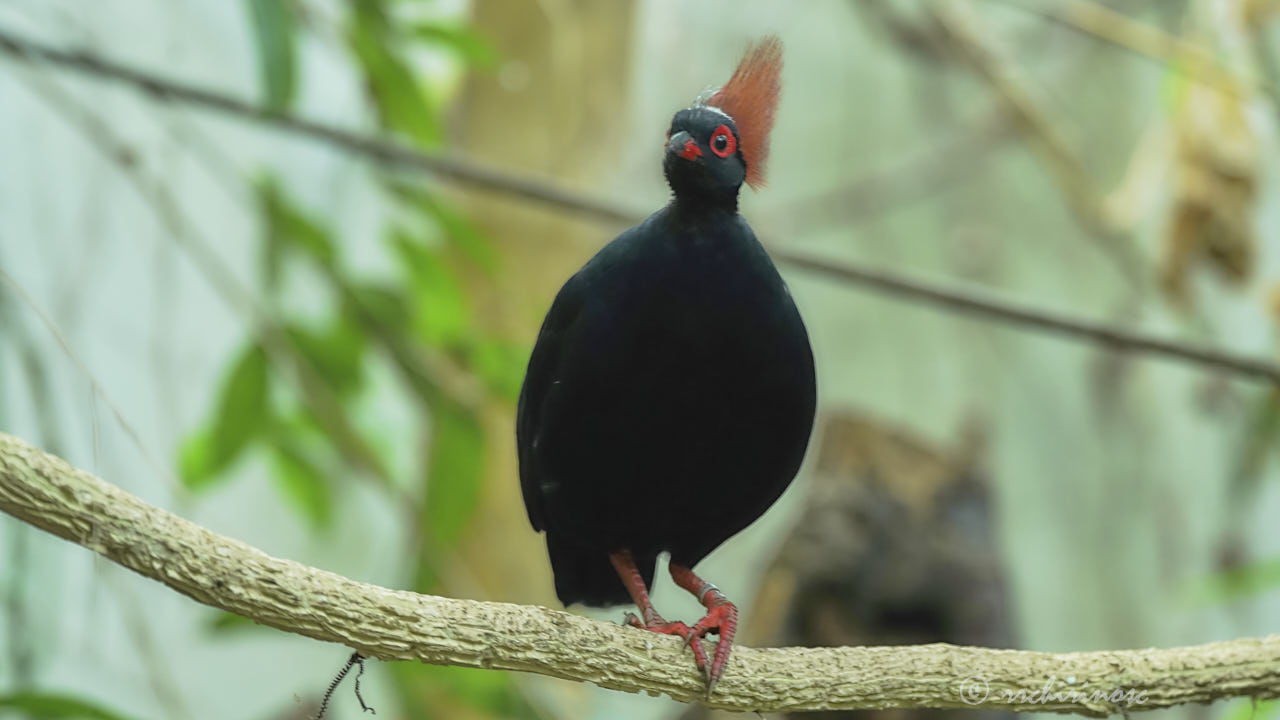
left=516, top=37, right=815, bottom=692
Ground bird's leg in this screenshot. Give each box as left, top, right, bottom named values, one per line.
left=669, top=563, right=738, bottom=694
left=608, top=551, right=697, bottom=644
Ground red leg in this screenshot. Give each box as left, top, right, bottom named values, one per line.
left=669, top=563, right=738, bottom=695
left=609, top=551, right=697, bottom=646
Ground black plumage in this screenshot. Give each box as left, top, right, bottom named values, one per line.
left=516, top=37, right=814, bottom=689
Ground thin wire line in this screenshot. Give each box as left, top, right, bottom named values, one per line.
left=0, top=266, right=183, bottom=491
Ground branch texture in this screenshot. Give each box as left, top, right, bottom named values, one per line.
left=2, top=433, right=1279, bottom=714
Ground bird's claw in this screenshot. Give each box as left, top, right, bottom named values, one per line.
left=622, top=612, right=696, bottom=643
left=686, top=600, right=738, bottom=696
left=620, top=600, right=737, bottom=695
left=683, top=629, right=711, bottom=680
left=621, top=611, right=719, bottom=683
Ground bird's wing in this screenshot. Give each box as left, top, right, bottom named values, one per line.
left=516, top=272, right=586, bottom=532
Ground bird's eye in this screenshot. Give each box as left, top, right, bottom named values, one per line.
left=710, top=125, right=736, bottom=158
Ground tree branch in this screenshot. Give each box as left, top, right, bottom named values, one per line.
left=777, top=252, right=1280, bottom=385
left=2, top=432, right=1279, bottom=714
left=0, top=27, right=641, bottom=225
left=6, top=26, right=1280, bottom=387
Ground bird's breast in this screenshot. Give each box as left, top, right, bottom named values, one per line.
left=570, top=230, right=811, bottom=435
left=528, top=217, right=816, bottom=551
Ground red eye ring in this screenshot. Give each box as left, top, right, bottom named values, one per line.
left=709, top=124, right=737, bottom=158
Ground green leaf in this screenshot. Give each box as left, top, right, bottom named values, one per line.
left=284, top=315, right=366, bottom=398
left=205, top=610, right=259, bottom=635
left=424, top=399, right=485, bottom=551
left=245, top=0, right=297, bottom=112
left=410, top=23, right=498, bottom=67
left=270, top=443, right=334, bottom=530
left=1160, top=55, right=1192, bottom=112
left=1184, top=557, right=1280, bottom=606
left=211, top=345, right=271, bottom=461
left=389, top=229, right=470, bottom=346
left=261, top=208, right=284, bottom=294
left=179, top=344, right=271, bottom=490
left=177, top=427, right=220, bottom=491
left=469, top=337, right=525, bottom=403
left=388, top=183, right=497, bottom=271
left=1218, top=698, right=1279, bottom=720
left=0, top=692, right=135, bottom=720
left=257, top=176, right=336, bottom=267
left=346, top=8, right=441, bottom=147
left=389, top=662, right=539, bottom=719
left=348, top=281, right=411, bottom=330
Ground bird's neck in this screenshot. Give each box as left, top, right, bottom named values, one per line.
left=669, top=190, right=739, bottom=219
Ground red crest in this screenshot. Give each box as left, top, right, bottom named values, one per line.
left=706, top=36, right=783, bottom=190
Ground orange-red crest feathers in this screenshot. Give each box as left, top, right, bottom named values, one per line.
left=706, top=36, right=783, bottom=190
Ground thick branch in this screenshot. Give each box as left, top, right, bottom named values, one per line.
left=1, top=433, right=1278, bottom=713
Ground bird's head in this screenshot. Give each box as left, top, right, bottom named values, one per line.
left=664, top=36, right=782, bottom=209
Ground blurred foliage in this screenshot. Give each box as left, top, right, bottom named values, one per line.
left=179, top=1, right=534, bottom=716
left=1219, top=698, right=1279, bottom=720
left=1230, top=389, right=1280, bottom=496
left=347, top=2, right=442, bottom=146
left=0, top=691, right=136, bottom=720
left=423, top=397, right=485, bottom=550
left=245, top=0, right=296, bottom=111
left=178, top=344, right=272, bottom=491
left=391, top=664, right=539, bottom=720
left=205, top=610, right=259, bottom=635
left=10, top=1, right=1278, bottom=719
left=409, top=22, right=499, bottom=68
left=1183, top=387, right=1280, bottom=610
left=1186, top=557, right=1280, bottom=607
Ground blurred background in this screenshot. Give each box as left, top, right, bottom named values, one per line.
left=2, top=1, right=1280, bottom=719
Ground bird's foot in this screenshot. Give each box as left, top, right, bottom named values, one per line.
left=622, top=612, right=717, bottom=675
left=686, top=598, right=737, bottom=695
left=622, top=611, right=696, bottom=641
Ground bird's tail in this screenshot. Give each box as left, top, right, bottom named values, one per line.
left=546, top=533, right=654, bottom=608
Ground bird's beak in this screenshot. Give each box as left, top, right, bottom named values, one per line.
left=666, top=130, right=702, bottom=161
